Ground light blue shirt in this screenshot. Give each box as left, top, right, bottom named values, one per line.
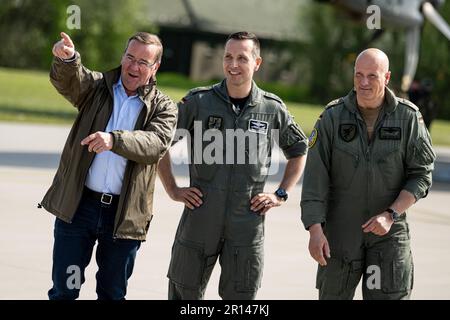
left=85, top=77, right=143, bottom=195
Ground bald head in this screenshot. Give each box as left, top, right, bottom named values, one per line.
left=355, top=48, right=389, bottom=73
left=354, top=48, right=391, bottom=109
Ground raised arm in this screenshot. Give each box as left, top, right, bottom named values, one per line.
left=50, top=32, right=102, bottom=109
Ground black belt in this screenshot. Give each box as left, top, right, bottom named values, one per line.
left=83, top=187, right=120, bottom=206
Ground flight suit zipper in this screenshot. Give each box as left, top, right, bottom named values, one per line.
left=223, top=100, right=252, bottom=234
left=355, top=113, right=371, bottom=218
left=362, top=111, right=387, bottom=216
left=223, top=100, right=244, bottom=234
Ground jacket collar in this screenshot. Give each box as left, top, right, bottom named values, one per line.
left=213, top=79, right=263, bottom=106
left=104, top=66, right=157, bottom=110
left=343, top=87, right=398, bottom=116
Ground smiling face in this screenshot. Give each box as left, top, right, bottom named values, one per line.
left=354, top=49, right=391, bottom=109
left=223, top=39, right=262, bottom=97
left=120, top=39, right=160, bottom=96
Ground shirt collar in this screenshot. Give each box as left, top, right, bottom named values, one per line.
left=114, top=76, right=139, bottom=99
left=213, top=79, right=262, bottom=107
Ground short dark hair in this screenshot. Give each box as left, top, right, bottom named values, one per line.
left=126, top=32, right=163, bottom=63
left=226, top=31, right=260, bottom=58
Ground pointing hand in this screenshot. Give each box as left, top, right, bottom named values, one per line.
left=52, top=32, right=75, bottom=60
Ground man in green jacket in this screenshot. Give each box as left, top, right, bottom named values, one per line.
left=301, top=48, right=436, bottom=300
left=41, top=32, right=177, bottom=300
left=158, top=32, right=308, bottom=299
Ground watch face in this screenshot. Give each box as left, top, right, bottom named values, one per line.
left=275, top=188, right=287, bottom=200
left=388, top=208, right=400, bottom=221
left=393, top=211, right=400, bottom=221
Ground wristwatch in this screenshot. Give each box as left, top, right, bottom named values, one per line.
left=386, top=208, right=401, bottom=222
left=275, top=188, right=288, bottom=202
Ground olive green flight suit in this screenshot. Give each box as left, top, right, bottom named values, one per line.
left=168, top=80, right=308, bottom=299
left=301, top=88, right=435, bottom=300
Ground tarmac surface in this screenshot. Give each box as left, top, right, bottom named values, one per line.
left=1, top=122, right=449, bottom=300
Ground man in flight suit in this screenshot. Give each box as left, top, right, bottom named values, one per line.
left=301, top=48, right=436, bottom=299
left=158, top=32, right=308, bottom=299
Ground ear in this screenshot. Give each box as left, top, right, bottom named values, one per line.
left=153, top=62, right=161, bottom=74
left=254, top=56, right=262, bottom=71
left=385, top=71, right=391, bottom=85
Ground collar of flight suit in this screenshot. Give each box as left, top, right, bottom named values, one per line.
left=104, top=66, right=157, bottom=112
left=343, top=87, right=399, bottom=117
left=213, top=79, right=263, bottom=107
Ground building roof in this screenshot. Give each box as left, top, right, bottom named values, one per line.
left=147, top=0, right=309, bottom=41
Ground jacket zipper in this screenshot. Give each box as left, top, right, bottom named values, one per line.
left=112, top=98, right=151, bottom=239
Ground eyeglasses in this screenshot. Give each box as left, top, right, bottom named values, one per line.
left=124, top=54, right=157, bottom=69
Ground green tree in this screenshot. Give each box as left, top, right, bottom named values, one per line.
left=416, top=1, right=450, bottom=120
left=0, top=0, right=69, bottom=69
left=68, top=0, right=156, bottom=70
left=296, top=3, right=369, bottom=104
left=0, top=0, right=155, bottom=71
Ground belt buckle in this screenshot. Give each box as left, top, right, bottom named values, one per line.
left=101, top=193, right=113, bottom=205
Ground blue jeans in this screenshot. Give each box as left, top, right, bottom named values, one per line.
left=48, top=192, right=141, bottom=300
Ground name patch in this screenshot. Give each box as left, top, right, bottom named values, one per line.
left=248, top=119, right=268, bottom=134
left=379, top=127, right=401, bottom=140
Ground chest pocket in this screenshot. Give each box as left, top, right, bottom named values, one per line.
left=375, top=144, right=405, bottom=192
left=189, top=115, right=226, bottom=182
left=243, top=113, right=275, bottom=182
left=331, top=144, right=360, bottom=189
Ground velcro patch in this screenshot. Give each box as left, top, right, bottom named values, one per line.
left=379, top=127, right=401, bottom=140
left=308, top=128, right=318, bottom=148
left=248, top=119, right=268, bottom=134
left=339, top=124, right=357, bottom=142
left=207, top=116, right=223, bottom=130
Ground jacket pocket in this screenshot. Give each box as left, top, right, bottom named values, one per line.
left=167, top=239, right=205, bottom=290
left=380, top=240, right=413, bottom=294
left=331, top=145, right=360, bottom=189
left=415, top=137, right=436, bottom=166
left=234, top=242, right=264, bottom=292
left=376, top=146, right=404, bottom=192
left=244, top=140, right=271, bottom=183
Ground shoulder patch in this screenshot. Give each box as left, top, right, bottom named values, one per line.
left=325, top=97, right=343, bottom=110
left=262, top=91, right=283, bottom=104
left=397, top=98, right=419, bottom=112
left=308, top=128, right=318, bottom=148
